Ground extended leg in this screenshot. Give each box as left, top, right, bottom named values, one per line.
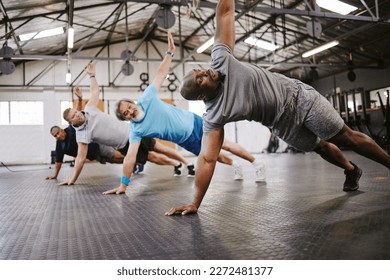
left=313, top=140, right=353, bottom=170
left=222, top=139, right=266, bottom=182
left=221, top=139, right=255, bottom=163
left=153, top=141, right=192, bottom=165
left=147, top=151, right=180, bottom=166
left=328, top=125, right=390, bottom=169
left=314, top=139, right=362, bottom=191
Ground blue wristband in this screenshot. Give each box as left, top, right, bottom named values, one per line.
left=165, top=51, right=174, bottom=57
left=121, top=176, right=131, bottom=186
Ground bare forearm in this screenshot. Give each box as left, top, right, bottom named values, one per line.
left=192, top=155, right=217, bottom=208
left=88, top=76, right=100, bottom=107
left=70, top=156, right=86, bottom=183
left=76, top=97, right=82, bottom=110
left=53, top=162, right=62, bottom=177
left=122, top=156, right=135, bottom=180
left=215, top=0, right=235, bottom=49
left=155, top=55, right=172, bottom=82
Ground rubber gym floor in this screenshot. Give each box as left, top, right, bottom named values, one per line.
left=0, top=151, right=389, bottom=260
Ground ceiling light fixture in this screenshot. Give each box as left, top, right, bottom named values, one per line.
left=244, top=36, right=279, bottom=51
left=196, top=37, right=214, bottom=54
left=302, top=40, right=339, bottom=58
left=65, top=72, right=71, bottom=84
left=67, top=27, right=74, bottom=49
left=316, top=0, right=358, bottom=15
left=19, top=27, right=65, bottom=42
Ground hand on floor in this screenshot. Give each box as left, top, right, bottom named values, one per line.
left=102, top=185, right=127, bottom=195
left=165, top=204, right=198, bottom=216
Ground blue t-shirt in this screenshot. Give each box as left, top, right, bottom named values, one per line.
left=130, top=85, right=194, bottom=144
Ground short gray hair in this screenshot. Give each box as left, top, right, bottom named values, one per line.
left=62, top=108, right=71, bottom=122
left=115, top=98, right=135, bottom=121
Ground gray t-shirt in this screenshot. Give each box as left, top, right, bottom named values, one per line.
left=203, top=43, right=299, bottom=132
left=75, top=105, right=129, bottom=149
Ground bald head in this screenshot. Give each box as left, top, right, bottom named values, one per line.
left=179, top=72, right=200, bottom=101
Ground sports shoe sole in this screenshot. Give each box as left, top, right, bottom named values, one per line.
left=255, top=178, right=266, bottom=183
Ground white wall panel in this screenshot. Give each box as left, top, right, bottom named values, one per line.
left=0, top=125, right=45, bottom=164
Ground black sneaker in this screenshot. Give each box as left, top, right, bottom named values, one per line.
left=343, top=161, right=362, bottom=192
left=133, top=163, right=144, bottom=174
left=174, top=163, right=182, bottom=176
left=187, top=164, right=195, bottom=177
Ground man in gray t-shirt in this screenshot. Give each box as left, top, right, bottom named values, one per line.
left=165, top=0, right=390, bottom=216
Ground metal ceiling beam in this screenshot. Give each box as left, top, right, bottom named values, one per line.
left=171, top=0, right=267, bottom=71
left=26, top=60, right=60, bottom=86
left=0, top=2, right=119, bottom=24
left=71, top=45, right=108, bottom=86
left=251, top=0, right=386, bottom=68
left=114, top=0, right=380, bottom=22
left=0, top=0, right=24, bottom=54
left=111, top=6, right=160, bottom=85
left=73, top=3, right=123, bottom=56
left=183, top=13, right=215, bottom=45
left=113, top=0, right=189, bottom=5
left=0, top=52, right=354, bottom=68
left=106, top=2, right=125, bottom=43
left=360, top=0, right=376, bottom=19
left=263, top=20, right=382, bottom=72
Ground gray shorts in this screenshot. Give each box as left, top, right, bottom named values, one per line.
left=98, top=144, right=116, bottom=158
left=272, top=82, right=344, bottom=152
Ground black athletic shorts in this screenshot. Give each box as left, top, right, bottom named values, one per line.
left=86, top=143, right=101, bottom=161
left=118, top=137, right=156, bottom=164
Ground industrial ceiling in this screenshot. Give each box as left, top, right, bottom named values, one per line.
left=1, top=0, right=390, bottom=85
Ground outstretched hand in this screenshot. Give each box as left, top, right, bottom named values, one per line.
left=85, top=63, right=96, bottom=76
left=165, top=204, right=198, bottom=216
left=102, top=185, right=127, bottom=195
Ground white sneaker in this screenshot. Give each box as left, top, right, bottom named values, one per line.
left=254, top=162, right=266, bottom=182
left=233, top=163, right=243, bottom=180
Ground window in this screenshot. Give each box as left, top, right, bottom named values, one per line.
left=10, top=101, right=43, bottom=125
left=0, top=101, right=43, bottom=125
left=0, top=102, right=10, bottom=125
left=369, top=87, right=390, bottom=109
left=60, top=100, right=73, bottom=125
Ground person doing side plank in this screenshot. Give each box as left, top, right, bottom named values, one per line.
left=165, top=0, right=390, bottom=216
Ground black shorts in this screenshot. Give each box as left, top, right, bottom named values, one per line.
left=86, top=143, right=101, bottom=161
left=118, top=137, right=156, bottom=164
